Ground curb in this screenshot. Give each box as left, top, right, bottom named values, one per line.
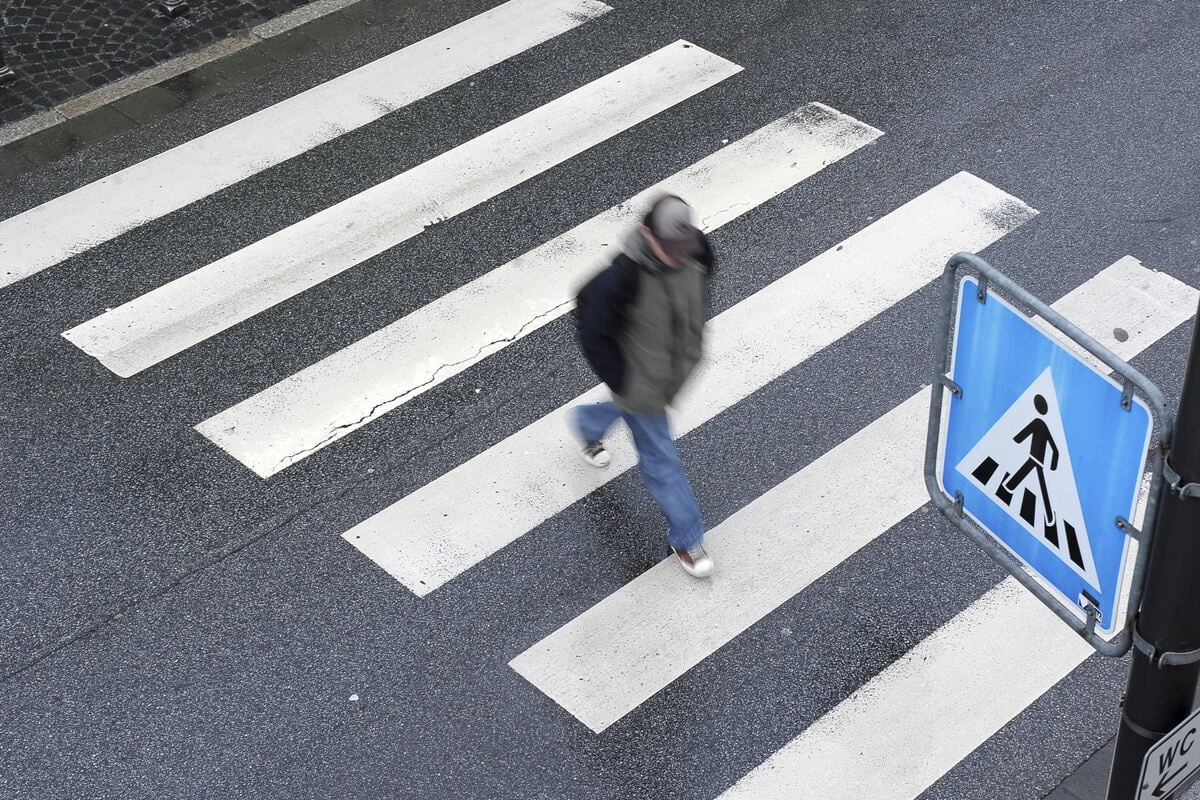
left=0, top=0, right=375, bottom=172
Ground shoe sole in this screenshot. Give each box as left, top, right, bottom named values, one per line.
left=568, top=408, right=611, bottom=468
left=674, top=551, right=712, bottom=578
left=582, top=453, right=611, bottom=468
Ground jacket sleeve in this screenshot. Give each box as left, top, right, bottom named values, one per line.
left=698, top=234, right=717, bottom=319
left=698, top=234, right=716, bottom=274
left=576, top=255, right=639, bottom=393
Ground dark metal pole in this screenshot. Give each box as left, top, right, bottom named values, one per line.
left=0, top=43, right=16, bottom=86
left=1107, top=299, right=1200, bottom=799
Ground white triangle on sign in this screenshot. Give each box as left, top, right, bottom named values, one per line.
left=955, top=367, right=1101, bottom=591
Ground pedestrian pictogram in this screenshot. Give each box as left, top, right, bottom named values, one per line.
left=958, top=368, right=1099, bottom=590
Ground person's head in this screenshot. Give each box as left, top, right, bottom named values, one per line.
left=641, top=195, right=703, bottom=267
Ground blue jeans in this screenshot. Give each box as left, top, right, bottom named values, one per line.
left=573, top=401, right=704, bottom=551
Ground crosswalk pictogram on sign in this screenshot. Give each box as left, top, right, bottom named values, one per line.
left=956, top=367, right=1101, bottom=591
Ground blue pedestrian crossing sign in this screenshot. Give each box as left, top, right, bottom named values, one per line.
left=939, top=276, right=1153, bottom=639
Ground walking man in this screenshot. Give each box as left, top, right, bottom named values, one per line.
left=997, top=393, right=1060, bottom=527
left=571, top=195, right=715, bottom=578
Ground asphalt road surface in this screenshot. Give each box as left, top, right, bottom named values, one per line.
left=1, top=1, right=1198, bottom=797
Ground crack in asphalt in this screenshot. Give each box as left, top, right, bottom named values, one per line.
left=1130, top=212, right=1199, bottom=224
left=0, top=341, right=583, bottom=686
left=271, top=301, right=574, bottom=474
left=699, top=201, right=750, bottom=228
left=0, top=489, right=346, bottom=686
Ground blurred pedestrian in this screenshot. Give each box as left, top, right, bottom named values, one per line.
left=571, top=195, right=716, bottom=578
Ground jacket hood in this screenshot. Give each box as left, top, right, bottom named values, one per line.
left=623, top=229, right=670, bottom=274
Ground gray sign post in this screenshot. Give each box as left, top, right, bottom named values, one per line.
left=1107, top=300, right=1200, bottom=798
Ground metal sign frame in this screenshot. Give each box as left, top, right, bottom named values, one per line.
left=924, top=252, right=1171, bottom=656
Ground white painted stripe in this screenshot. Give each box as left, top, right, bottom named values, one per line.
left=342, top=172, right=1038, bottom=597
left=508, top=257, right=1195, bottom=733
left=715, top=578, right=1093, bottom=800
left=197, top=103, right=884, bottom=478
left=0, top=0, right=612, bottom=289
left=63, top=40, right=740, bottom=377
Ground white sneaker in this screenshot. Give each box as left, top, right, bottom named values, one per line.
left=673, top=543, right=713, bottom=578
left=581, top=441, right=611, bottom=468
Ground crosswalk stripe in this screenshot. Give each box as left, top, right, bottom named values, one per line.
left=341, top=171, right=1037, bottom=597
left=0, top=0, right=612, bottom=290
left=196, top=103, right=884, bottom=478
left=508, top=256, right=1195, bottom=734
left=715, top=578, right=1093, bottom=799
left=61, top=40, right=742, bottom=377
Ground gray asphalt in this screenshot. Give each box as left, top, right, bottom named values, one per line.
left=1, top=1, right=1198, bottom=798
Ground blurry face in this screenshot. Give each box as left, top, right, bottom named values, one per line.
left=642, top=226, right=682, bottom=267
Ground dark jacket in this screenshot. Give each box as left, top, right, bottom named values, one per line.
left=576, top=229, right=714, bottom=413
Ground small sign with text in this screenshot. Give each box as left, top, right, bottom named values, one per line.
left=1138, top=706, right=1200, bottom=800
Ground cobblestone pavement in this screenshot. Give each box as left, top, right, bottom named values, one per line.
left=0, top=0, right=314, bottom=126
